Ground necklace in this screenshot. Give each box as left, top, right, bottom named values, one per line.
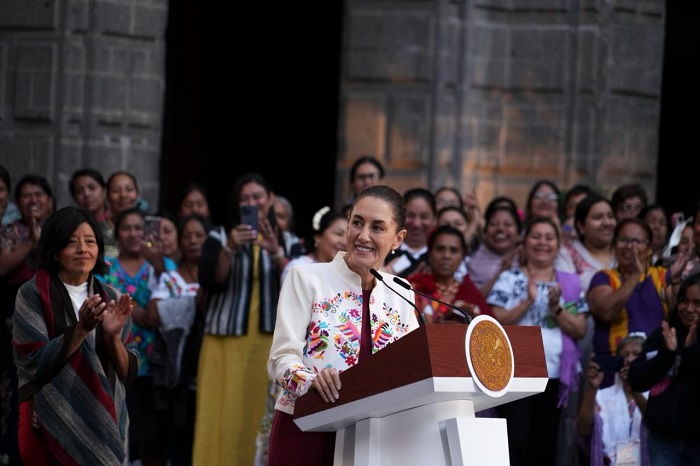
left=435, top=280, right=459, bottom=302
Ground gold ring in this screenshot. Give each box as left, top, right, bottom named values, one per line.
left=146, top=241, right=152, bottom=248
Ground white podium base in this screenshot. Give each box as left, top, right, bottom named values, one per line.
left=332, top=399, right=509, bottom=466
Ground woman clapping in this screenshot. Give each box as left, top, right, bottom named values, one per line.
left=12, top=206, right=137, bottom=465
left=487, top=216, right=588, bottom=466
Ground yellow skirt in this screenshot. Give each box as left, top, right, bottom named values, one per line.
left=192, top=331, right=273, bottom=465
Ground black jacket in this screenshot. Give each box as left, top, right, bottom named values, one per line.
left=627, top=315, right=700, bottom=443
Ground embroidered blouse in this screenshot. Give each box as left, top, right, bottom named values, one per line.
left=268, top=252, right=420, bottom=414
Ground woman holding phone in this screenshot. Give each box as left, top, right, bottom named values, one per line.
left=194, top=172, right=288, bottom=465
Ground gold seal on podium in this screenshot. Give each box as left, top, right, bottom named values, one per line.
left=465, top=315, right=514, bottom=397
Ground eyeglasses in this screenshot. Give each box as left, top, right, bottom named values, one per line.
left=619, top=203, right=643, bottom=213
left=532, top=191, right=558, bottom=202
left=616, top=237, right=650, bottom=246
left=355, top=173, right=380, bottom=182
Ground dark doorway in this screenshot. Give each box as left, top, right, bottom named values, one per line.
left=164, top=3, right=694, bottom=231
left=657, top=2, right=700, bottom=216
left=162, top=2, right=344, bottom=244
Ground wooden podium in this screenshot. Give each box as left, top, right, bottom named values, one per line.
left=293, top=319, right=547, bottom=466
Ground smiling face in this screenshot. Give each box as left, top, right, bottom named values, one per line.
left=345, top=196, right=405, bottom=274
left=678, top=283, right=700, bottom=328
left=315, top=217, right=348, bottom=263
left=404, top=196, right=436, bottom=248
left=17, top=182, right=52, bottom=221
left=72, top=175, right=107, bottom=217
left=678, top=224, right=694, bottom=255
left=528, top=183, right=559, bottom=220
left=427, top=231, right=465, bottom=280
left=238, top=181, right=273, bottom=220
left=484, top=209, right=520, bottom=255
left=57, top=222, right=99, bottom=284
left=614, top=222, right=651, bottom=271
left=524, top=221, right=560, bottom=266
left=108, top=173, right=139, bottom=215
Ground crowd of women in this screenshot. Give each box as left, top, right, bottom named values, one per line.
left=0, top=157, right=699, bottom=466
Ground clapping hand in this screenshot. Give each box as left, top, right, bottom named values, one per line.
left=77, top=295, right=108, bottom=333
left=661, top=321, right=677, bottom=352
left=102, top=294, right=134, bottom=337
left=547, top=283, right=562, bottom=314
left=669, top=250, right=691, bottom=283
left=27, top=216, right=42, bottom=245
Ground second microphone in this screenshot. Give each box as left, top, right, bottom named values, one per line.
left=392, top=276, right=488, bottom=324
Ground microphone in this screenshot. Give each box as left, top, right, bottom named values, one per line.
left=392, top=276, right=473, bottom=324
left=369, top=268, right=427, bottom=326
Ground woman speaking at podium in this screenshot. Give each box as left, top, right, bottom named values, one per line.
left=267, top=185, right=421, bottom=465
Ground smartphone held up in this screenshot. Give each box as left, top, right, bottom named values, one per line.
left=240, top=205, right=259, bottom=232
left=144, top=215, right=161, bottom=246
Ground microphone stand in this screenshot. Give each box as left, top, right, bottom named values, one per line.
left=370, top=268, right=428, bottom=326
left=392, top=276, right=474, bottom=324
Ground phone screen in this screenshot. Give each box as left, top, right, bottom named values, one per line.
left=144, top=215, right=161, bottom=243
left=240, top=205, right=259, bottom=231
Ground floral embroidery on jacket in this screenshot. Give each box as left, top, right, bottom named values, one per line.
left=305, top=321, right=331, bottom=359
left=272, top=267, right=418, bottom=413
left=281, top=364, right=315, bottom=398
